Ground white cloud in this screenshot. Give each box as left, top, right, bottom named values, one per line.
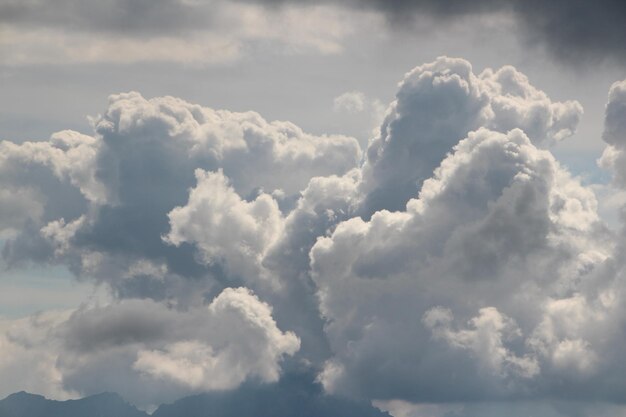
left=311, top=128, right=611, bottom=400
left=0, top=310, right=77, bottom=401
left=94, top=91, right=361, bottom=197
left=480, top=65, right=583, bottom=146
left=1, top=90, right=361, bottom=300
left=0, top=129, right=104, bottom=207
left=133, top=287, right=299, bottom=391
left=0, top=287, right=299, bottom=408
left=334, top=91, right=367, bottom=113
left=359, top=57, right=582, bottom=215
left=423, top=306, right=539, bottom=378
left=3, top=57, right=626, bottom=412
left=164, top=169, right=284, bottom=286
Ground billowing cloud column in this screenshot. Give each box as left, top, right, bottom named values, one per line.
left=312, top=127, right=611, bottom=401
left=359, top=57, right=582, bottom=216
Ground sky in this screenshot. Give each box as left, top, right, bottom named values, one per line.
left=3, top=1, right=626, bottom=416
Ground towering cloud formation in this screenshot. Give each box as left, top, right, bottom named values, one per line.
left=359, top=57, right=582, bottom=215
left=1, top=57, right=625, bottom=416
left=312, top=127, right=611, bottom=401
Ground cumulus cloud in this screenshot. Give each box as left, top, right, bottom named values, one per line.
left=311, top=128, right=612, bottom=401
left=0, top=130, right=100, bottom=264
left=359, top=57, right=582, bottom=215
left=93, top=91, right=360, bottom=198
left=133, top=287, right=300, bottom=390
left=333, top=91, right=367, bottom=113
left=0, top=129, right=103, bottom=214
left=0, top=90, right=360, bottom=401
left=3, top=56, right=626, bottom=416
left=423, top=306, right=539, bottom=379
left=1, top=91, right=360, bottom=298
left=164, top=169, right=284, bottom=287
left=0, top=287, right=299, bottom=407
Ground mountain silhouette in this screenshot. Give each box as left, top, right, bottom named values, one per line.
left=0, top=374, right=391, bottom=417
left=0, top=391, right=147, bottom=417
left=152, top=372, right=391, bottom=417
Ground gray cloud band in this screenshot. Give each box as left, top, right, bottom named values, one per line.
left=4, top=0, right=626, bottom=63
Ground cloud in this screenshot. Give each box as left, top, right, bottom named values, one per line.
left=0, top=1, right=369, bottom=65
left=422, top=306, right=539, bottom=379
left=1, top=91, right=360, bottom=298
left=2, top=56, right=626, bottom=415
left=361, top=0, right=626, bottom=65
left=334, top=91, right=367, bottom=114
left=311, top=128, right=612, bottom=401
left=259, top=169, right=363, bottom=361
left=92, top=91, right=359, bottom=198
left=242, top=0, right=626, bottom=64
left=0, top=130, right=99, bottom=265
left=512, top=0, right=626, bottom=64
left=5, top=1, right=626, bottom=66
left=151, top=369, right=391, bottom=417
left=0, top=26, right=242, bottom=66
left=359, top=56, right=582, bottom=215
left=132, top=287, right=300, bottom=390
left=0, top=287, right=299, bottom=407
left=374, top=398, right=626, bottom=417
left=0, top=310, right=76, bottom=401
left=164, top=169, right=284, bottom=287
left=599, top=80, right=626, bottom=188
left=0, top=88, right=361, bottom=398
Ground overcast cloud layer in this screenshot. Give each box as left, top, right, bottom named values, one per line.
left=2, top=54, right=626, bottom=417
left=3, top=0, right=626, bottom=66
left=238, top=0, right=626, bottom=64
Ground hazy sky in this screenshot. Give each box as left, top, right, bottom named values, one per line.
left=3, top=1, right=626, bottom=416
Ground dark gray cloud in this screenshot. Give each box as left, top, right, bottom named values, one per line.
left=514, top=0, right=626, bottom=63
left=5, top=0, right=626, bottom=63
left=5, top=0, right=626, bottom=67
left=252, top=0, right=626, bottom=64
left=152, top=369, right=390, bottom=417
left=0, top=0, right=212, bottom=35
